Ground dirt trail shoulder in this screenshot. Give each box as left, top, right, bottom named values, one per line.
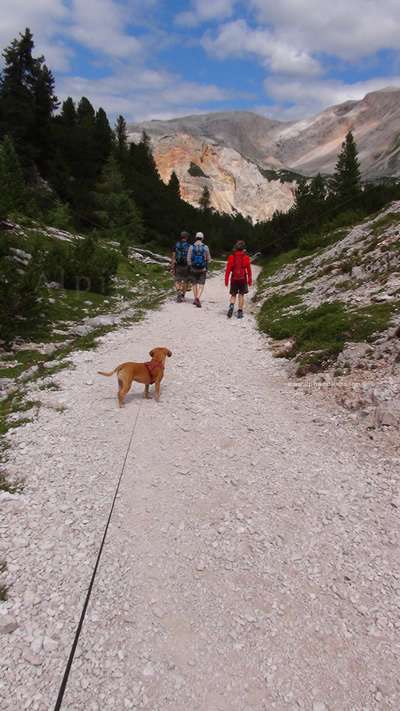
left=1, top=269, right=399, bottom=711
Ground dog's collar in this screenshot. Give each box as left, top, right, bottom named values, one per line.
left=144, top=361, right=164, bottom=384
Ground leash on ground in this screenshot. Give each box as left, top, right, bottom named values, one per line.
left=53, top=402, right=142, bottom=711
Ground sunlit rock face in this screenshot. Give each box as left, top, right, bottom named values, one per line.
left=150, top=132, right=295, bottom=222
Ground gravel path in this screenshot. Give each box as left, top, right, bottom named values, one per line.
left=1, top=268, right=399, bottom=711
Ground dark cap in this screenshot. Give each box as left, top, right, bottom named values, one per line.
left=180, top=231, right=189, bottom=239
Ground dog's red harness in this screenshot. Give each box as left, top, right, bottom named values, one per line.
left=144, top=361, right=164, bottom=384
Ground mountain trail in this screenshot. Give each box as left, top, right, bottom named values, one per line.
left=1, top=268, right=399, bottom=711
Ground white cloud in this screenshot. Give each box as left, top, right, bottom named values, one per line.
left=2, top=0, right=400, bottom=126
left=249, top=0, right=400, bottom=61
left=175, top=0, right=238, bottom=27
left=159, top=80, right=233, bottom=106
left=58, top=66, right=235, bottom=123
left=0, top=0, right=69, bottom=69
left=264, top=45, right=321, bottom=77
left=40, top=42, right=75, bottom=74
left=258, top=75, right=400, bottom=121
left=202, top=20, right=322, bottom=76
left=67, top=0, right=142, bottom=59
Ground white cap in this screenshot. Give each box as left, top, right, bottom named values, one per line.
left=195, top=232, right=204, bottom=239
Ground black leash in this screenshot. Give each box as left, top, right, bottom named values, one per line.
left=54, top=403, right=142, bottom=710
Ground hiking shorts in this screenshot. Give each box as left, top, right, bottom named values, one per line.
left=230, top=280, right=248, bottom=295
left=174, top=264, right=191, bottom=282
left=190, top=269, right=207, bottom=285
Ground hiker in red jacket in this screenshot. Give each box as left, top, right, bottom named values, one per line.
left=225, top=240, right=252, bottom=319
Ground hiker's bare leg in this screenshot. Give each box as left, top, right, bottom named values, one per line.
left=238, top=293, right=244, bottom=310
left=197, top=283, right=205, bottom=300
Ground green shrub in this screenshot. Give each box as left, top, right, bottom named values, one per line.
left=44, top=233, right=120, bottom=294
left=0, top=238, right=49, bottom=341
left=298, top=233, right=321, bottom=251
left=323, top=209, right=365, bottom=232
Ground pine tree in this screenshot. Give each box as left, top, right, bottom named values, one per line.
left=114, top=115, right=128, bottom=160
left=0, top=135, right=25, bottom=216
left=50, top=98, right=79, bottom=201
left=134, top=131, right=159, bottom=178
left=309, top=173, right=326, bottom=208
left=92, top=153, right=144, bottom=243
left=77, top=96, right=95, bottom=124
left=59, top=97, right=77, bottom=126
left=294, top=173, right=327, bottom=236
left=294, top=179, right=310, bottom=213
left=94, top=107, right=114, bottom=162
left=61, top=97, right=113, bottom=219
left=330, top=131, right=361, bottom=206
left=168, top=171, right=181, bottom=197
left=199, top=185, right=211, bottom=210
left=0, top=28, right=58, bottom=173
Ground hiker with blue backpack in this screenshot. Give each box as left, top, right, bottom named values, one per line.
left=187, top=232, right=211, bottom=308
left=170, top=231, right=192, bottom=302
left=225, top=240, right=252, bottom=318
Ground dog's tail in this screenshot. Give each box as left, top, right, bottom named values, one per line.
left=98, top=368, right=119, bottom=377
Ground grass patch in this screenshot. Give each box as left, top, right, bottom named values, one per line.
left=0, top=350, right=44, bottom=378
left=0, top=467, right=20, bottom=493
left=257, top=290, right=309, bottom=339
left=336, top=280, right=354, bottom=292
left=0, top=392, right=39, bottom=437
left=351, top=301, right=399, bottom=341
left=38, top=381, right=61, bottom=391
left=258, top=297, right=399, bottom=373
left=256, top=231, right=350, bottom=294
left=256, top=249, right=303, bottom=292
left=297, top=229, right=349, bottom=253
left=370, top=211, right=400, bottom=236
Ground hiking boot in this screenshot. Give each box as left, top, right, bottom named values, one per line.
left=177, top=292, right=183, bottom=302
left=194, top=297, right=201, bottom=307
left=227, top=304, right=234, bottom=318
left=237, top=309, right=243, bottom=319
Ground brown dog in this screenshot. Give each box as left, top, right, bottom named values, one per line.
left=98, top=347, right=172, bottom=407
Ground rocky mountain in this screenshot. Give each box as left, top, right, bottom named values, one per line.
left=127, top=87, right=400, bottom=223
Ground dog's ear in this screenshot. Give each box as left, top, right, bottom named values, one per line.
left=167, top=350, right=172, bottom=357
left=149, top=349, right=155, bottom=357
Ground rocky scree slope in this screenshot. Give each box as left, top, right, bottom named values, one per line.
left=256, top=201, right=400, bottom=434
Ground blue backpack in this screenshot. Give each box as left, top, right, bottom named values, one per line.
left=175, top=240, right=190, bottom=264
left=191, top=244, right=206, bottom=270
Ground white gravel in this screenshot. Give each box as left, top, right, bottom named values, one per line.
left=1, top=268, right=400, bottom=711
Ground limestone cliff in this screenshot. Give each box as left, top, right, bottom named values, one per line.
left=152, top=133, right=294, bottom=222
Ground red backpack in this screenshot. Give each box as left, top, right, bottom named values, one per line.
left=231, top=252, right=247, bottom=281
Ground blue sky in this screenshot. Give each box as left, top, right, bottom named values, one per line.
left=1, top=0, right=400, bottom=126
